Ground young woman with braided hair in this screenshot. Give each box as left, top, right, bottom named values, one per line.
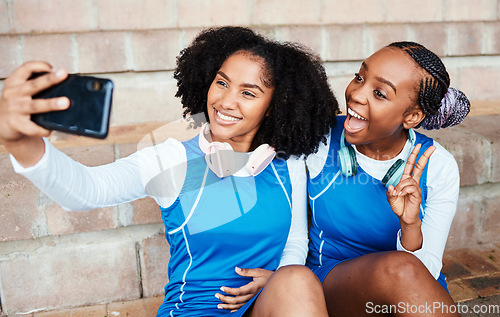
left=305, top=42, right=470, bottom=316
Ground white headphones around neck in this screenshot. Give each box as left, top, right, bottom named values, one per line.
left=198, top=123, right=276, bottom=178
left=338, top=129, right=416, bottom=188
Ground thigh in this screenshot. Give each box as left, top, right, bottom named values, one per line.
left=322, top=251, right=449, bottom=317
left=247, top=265, right=328, bottom=317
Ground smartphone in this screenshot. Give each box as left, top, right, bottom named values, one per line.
left=30, top=73, right=113, bottom=139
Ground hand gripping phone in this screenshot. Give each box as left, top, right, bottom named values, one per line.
left=30, top=73, right=113, bottom=139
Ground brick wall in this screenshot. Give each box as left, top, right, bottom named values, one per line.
left=1, top=0, right=499, bottom=315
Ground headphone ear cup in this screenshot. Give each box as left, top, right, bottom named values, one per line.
left=246, top=144, right=276, bottom=176
left=338, top=145, right=357, bottom=177
left=205, top=142, right=236, bottom=178
left=381, top=159, right=405, bottom=188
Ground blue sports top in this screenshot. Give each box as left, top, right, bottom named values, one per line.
left=156, top=135, right=293, bottom=316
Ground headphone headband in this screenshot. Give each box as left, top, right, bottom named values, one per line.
left=338, top=128, right=417, bottom=188
left=198, top=123, right=275, bottom=178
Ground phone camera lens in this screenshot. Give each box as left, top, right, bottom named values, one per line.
left=87, top=80, right=102, bottom=91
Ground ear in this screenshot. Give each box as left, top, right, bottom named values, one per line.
left=403, top=107, right=425, bottom=129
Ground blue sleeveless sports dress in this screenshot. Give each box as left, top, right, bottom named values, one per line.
left=156, top=135, right=293, bottom=316
left=306, top=116, right=448, bottom=291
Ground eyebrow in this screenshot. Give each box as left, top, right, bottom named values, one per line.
left=217, top=71, right=264, bottom=93
left=361, top=62, right=397, bottom=94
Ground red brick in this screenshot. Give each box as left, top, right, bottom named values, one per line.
left=96, top=0, right=176, bottom=30
left=45, top=203, right=116, bottom=236
left=107, top=296, right=164, bottom=317
left=139, top=233, right=170, bottom=297
left=446, top=249, right=499, bottom=276
left=75, top=32, right=128, bottom=74
left=484, top=22, right=500, bottom=55
left=443, top=0, right=497, bottom=21
left=366, top=24, right=409, bottom=53
left=59, top=144, right=115, bottom=167
left=463, top=274, right=500, bottom=298
left=446, top=194, right=482, bottom=249
left=324, top=25, right=365, bottom=61
left=1, top=152, right=46, bottom=241
left=408, top=23, right=447, bottom=56
left=181, top=28, right=205, bottom=49
left=132, top=197, right=162, bottom=225
left=320, top=0, right=385, bottom=24
left=253, top=0, right=321, bottom=25
left=278, top=26, right=324, bottom=60
left=447, top=22, right=485, bottom=56
left=11, top=0, right=95, bottom=34
left=0, top=1, right=12, bottom=34
left=472, top=246, right=500, bottom=271
left=35, top=310, right=68, bottom=317
left=457, top=115, right=500, bottom=183
left=178, top=0, right=252, bottom=27
left=422, top=125, right=490, bottom=186
left=107, top=72, right=182, bottom=126
left=0, top=241, right=140, bottom=313
left=35, top=304, right=107, bottom=317
left=0, top=153, right=26, bottom=184
left=131, top=30, right=181, bottom=71
left=118, top=143, right=139, bottom=159
left=442, top=252, right=473, bottom=281
left=386, top=0, right=444, bottom=22
left=23, top=34, right=76, bottom=74
left=0, top=35, right=22, bottom=78
left=328, top=74, right=353, bottom=113
left=460, top=66, right=500, bottom=106
left=483, top=195, right=500, bottom=244
left=447, top=280, right=478, bottom=303
left=0, top=166, right=45, bottom=241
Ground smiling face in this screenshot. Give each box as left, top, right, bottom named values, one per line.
left=207, top=51, right=274, bottom=152
left=344, top=47, right=424, bottom=159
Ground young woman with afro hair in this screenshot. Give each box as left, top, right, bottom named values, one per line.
left=0, top=26, right=339, bottom=316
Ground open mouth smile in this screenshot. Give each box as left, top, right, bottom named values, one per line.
left=347, top=108, right=367, bottom=121
left=216, top=109, right=242, bottom=122
left=345, top=107, right=368, bottom=133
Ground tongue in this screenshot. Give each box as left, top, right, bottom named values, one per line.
left=347, top=116, right=368, bottom=131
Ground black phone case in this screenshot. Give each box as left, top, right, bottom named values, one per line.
left=31, top=74, right=113, bottom=139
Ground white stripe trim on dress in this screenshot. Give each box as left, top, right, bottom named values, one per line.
left=309, top=170, right=341, bottom=201
left=168, top=165, right=209, bottom=235
left=271, top=162, right=291, bottom=209
left=169, top=227, right=193, bottom=315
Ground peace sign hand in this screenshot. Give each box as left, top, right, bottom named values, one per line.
left=386, top=144, right=436, bottom=228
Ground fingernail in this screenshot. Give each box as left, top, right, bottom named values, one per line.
left=392, top=190, right=397, bottom=196
left=55, top=69, right=66, bottom=78
left=57, top=98, right=69, bottom=108
left=215, top=293, right=220, bottom=299
left=220, top=287, right=225, bottom=292
left=235, top=267, right=242, bottom=272
left=217, top=305, right=222, bottom=309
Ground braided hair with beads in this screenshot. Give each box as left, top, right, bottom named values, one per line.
left=388, top=41, right=470, bottom=130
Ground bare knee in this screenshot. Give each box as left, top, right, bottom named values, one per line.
left=271, top=265, right=322, bottom=293
left=252, top=265, right=327, bottom=316
left=372, top=251, right=430, bottom=288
